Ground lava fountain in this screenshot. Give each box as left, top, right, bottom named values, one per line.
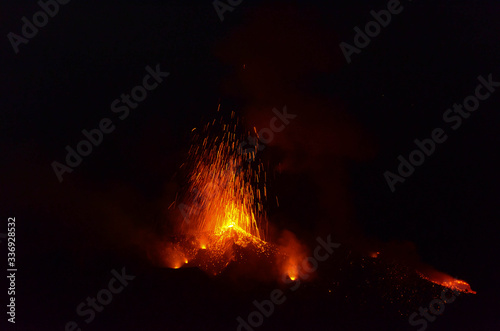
left=158, top=106, right=475, bottom=296
left=163, top=109, right=303, bottom=279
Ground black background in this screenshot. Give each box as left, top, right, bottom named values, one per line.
left=1, top=0, right=500, bottom=330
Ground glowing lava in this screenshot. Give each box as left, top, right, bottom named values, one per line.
left=158, top=106, right=476, bottom=299
left=164, top=109, right=300, bottom=277
left=417, top=272, right=476, bottom=294
left=180, top=111, right=266, bottom=239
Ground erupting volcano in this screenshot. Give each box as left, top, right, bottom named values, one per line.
left=161, top=108, right=303, bottom=279
left=157, top=106, right=475, bottom=298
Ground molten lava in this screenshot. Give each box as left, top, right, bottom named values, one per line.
left=159, top=106, right=476, bottom=298
left=163, top=109, right=302, bottom=278
left=417, top=271, right=476, bottom=294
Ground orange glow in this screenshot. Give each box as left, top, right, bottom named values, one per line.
left=180, top=111, right=266, bottom=242
left=160, top=243, right=189, bottom=270
left=284, top=259, right=300, bottom=282
left=161, top=110, right=275, bottom=275
left=286, top=262, right=299, bottom=281
left=418, top=272, right=476, bottom=294
left=277, top=230, right=309, bottom=283
left=160, top=109, right=311, bottom=279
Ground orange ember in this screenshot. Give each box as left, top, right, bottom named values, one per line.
left=163, top=109, right=302, bottom=277
left=159, top=106, right=476, bottom=302
left=417, top=272, right=476, bottom=294
left=181, top=110, right=267, bottom=240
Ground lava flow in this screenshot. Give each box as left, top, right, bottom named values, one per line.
left=158, top=107, right=476, bottom=297
left=417, top=271, right=476, bottom=294
left=162, top=109, right=303, bottom=279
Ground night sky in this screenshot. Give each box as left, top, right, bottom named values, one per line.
left=1, top=0, right=500, bottom=330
